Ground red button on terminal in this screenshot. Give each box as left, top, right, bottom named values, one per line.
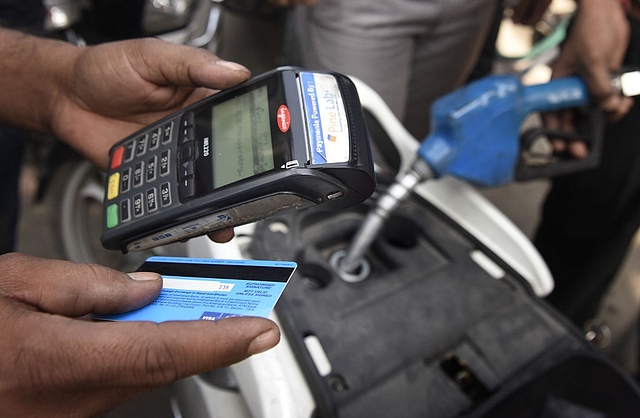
left=111, top=146, right=125, bottom=169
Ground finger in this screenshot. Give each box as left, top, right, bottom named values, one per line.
left=126, top=38, right=251, bottom=90
left=552, top=138, right=567, bottom=154
left=20, top=316, right=279, bottom=388
left=543, top=107, right=575, bottom=132
left=543, top=112, right=566, bottom=153
left=542, top=111, right=560, bottom=132
left=601, top=94, right=634, bottom=122
left=586, top=74, right=630, bottom=118
left=208, top=228, right=235, bottom=243
left=560, top=108, right=575, bottom=133
left=543, top=110, right=573, bottom=154
left=576, top=44, right=630, bottom=117
left=567, top=141, right=589, bottom=159
left=0, top=252, right=162, bottom=316
left=551, top=111, right=590, bottom=159
left=7, top=314, right=279, bottom=417
left=90, top=317, right=280, bottom=384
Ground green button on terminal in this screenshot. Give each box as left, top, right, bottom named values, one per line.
left=107, top=204, right=119, bottom=229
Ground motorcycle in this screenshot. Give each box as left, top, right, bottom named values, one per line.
left=42, top=3, right=640, bottom=415
left=107, top=74, right=639, bottom=417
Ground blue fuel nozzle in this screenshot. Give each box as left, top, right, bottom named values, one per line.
left=417, top=74, right=589, bottom=187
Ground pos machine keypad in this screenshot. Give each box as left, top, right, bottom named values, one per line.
left=104, top=116, right=183, bottom=230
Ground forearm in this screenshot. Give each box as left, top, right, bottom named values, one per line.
left=0, top=27, right=80, bottom=134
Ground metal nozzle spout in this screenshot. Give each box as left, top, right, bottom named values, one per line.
left=333, top=159, right=434, bottom=280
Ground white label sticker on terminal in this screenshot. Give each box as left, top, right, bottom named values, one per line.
left=300, top=72, right=350, bottom=164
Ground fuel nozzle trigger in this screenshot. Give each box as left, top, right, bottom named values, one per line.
left=515, top=105, right=605, bottom=181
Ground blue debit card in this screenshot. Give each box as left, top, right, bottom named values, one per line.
left=95, top=256, right=296, bottom=323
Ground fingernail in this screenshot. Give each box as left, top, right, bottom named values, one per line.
left=215, top=59, right=250, bottom=72
left=128, top=272, right=161, bottom=281
left=248, top=328, right=280, bottom=355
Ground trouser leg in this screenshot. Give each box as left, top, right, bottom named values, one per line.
left=292, top=0, right=496, bottom=139
left=536, top=16, right=640, bottom=328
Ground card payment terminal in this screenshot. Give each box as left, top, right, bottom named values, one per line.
left=101, top=68, right=375, bottom=253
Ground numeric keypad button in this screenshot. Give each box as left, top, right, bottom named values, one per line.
left=135, top=134, right=148, bottom=157
left=120, top=167, right=131, bottom=194
left=146, top=187, right=158, bottom=213
left=120, top=199, right=131, bottom=222
left=149, top=128, right=161, bottom=150
left=160, top=150, right=170, bottom=177
left=146, top=156, right=157, bottom=183
left=160, top=182, right=172, bottom=207
left=133, top=193, right=144, bottom=218
left=124, top=140, right=135, bottom=162
left=133, top=161, right=144, bottom=188
left=162, top=122, right=173, bottom=144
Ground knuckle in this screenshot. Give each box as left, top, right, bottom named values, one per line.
left=0, top=253, right=41, bottom=299
left=122, top=330, right=187, bottom=387
left=143, top=341, right=182, bottom=385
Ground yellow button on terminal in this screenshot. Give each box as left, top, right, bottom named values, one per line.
left=107, top=172, right=120, bottom=200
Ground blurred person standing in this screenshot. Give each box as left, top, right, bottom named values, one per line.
left=289, top=0, right=498, bottom=140
left=534, top=0, right=640, bottom=330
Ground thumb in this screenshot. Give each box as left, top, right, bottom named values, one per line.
left=127, top=38, right=251, bottom=90
left=0, top=252, right=162, bottom=316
